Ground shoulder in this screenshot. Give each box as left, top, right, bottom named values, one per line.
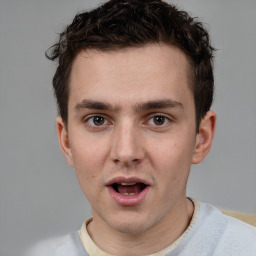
left=198, top=201, right=256, bottom=255
left=215, top=213, right=256, bottom=255
left=24, top=232, right=88, bottom=256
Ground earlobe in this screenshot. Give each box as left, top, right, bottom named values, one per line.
left=56, top=117, right=74, bottom=167
left=192, top=111, right=216, bottom=164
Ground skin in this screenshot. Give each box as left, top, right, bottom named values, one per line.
left=57, top=44, right=216, bottom=255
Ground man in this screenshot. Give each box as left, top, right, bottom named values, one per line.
left=27, top=0, right=256, bottom=255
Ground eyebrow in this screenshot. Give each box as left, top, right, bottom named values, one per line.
left=75, top=99, right=116, bottom=111
left=133, top=99, right=183, bottom=112
left=75, top=99, right=183, bottom=112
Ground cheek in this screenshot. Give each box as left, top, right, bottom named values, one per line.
left=150, top=135, right=195, bottom=176
left=72, top=143, right=105, bottom=205
left=150, top=140, right=193, bottom=202
left=71, top=132, right=108, bottom=165
left=70, top=135, right=109, bottom=186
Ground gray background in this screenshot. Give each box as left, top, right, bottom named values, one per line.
left=0, top=0, right=255, bottom=255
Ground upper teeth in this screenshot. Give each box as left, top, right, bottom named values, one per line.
left=121, top=183, right=136, bottom=185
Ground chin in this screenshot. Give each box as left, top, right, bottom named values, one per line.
left=114, top=222, right=148, bottom=235
left=108, top=213, right=156, bottom=235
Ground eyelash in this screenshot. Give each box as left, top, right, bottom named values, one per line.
left=146, top=114, right=171, bottom=126
left=83, top=114, right=111, bottom=128
left=83, top=113, right=172, bottom=129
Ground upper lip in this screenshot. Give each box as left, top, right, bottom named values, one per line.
left=105, top=176, right=151, bottom=186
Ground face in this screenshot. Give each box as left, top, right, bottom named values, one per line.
left=57, top=44, right=215, bottom=236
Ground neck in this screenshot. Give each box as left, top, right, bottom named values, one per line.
left=87, top=197, right=194, bottom=256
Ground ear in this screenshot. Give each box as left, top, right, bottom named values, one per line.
left=56, top=117, right=74, bottom=167
left=192, top=111, right=216, bottom=164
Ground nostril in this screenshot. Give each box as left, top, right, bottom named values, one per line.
left=110, top=134, right=144, bottom=164
left=112, top=158, right=140, bottom=167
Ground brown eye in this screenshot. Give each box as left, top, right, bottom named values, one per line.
left=153, top=116, right=166, bottom=125
left=87, top=115, right=106, bottom=126
left=93, top=116, right=105, bottom=126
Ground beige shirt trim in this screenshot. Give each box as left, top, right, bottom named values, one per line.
left=78, top=198, right=200, bottom=256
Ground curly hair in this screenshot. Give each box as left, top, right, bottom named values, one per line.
left=46, top=0, right=215, bottom=131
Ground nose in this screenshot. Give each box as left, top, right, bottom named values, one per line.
left=110, top=121, right=145, bottom=167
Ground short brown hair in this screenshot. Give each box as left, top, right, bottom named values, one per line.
left=46, top=0, right=215, bottom=131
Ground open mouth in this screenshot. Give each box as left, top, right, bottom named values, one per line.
left=107, top=179, right=150, bottom=206
left=112, top=182, right=148, bottom=196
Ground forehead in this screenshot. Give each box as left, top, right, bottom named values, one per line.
left=69, top=44, right=193, bottom=109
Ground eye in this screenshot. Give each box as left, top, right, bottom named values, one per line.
left=148, top=115, right=170, bottom=126
left=87, top=115, right=107, bottom=126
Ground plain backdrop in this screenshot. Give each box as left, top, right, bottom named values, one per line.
left=0, top=0, right=256, bottom=255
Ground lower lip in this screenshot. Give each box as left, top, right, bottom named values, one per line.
left=107, top=186, right=150, bottom=206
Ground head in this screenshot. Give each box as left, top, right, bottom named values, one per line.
left=48, top=1, right=216, bottom=249
left=46, top=0, right=215, bottom=132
